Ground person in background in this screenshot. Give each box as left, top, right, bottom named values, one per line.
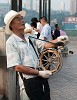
left=39, top=16, right=51, bottom=41
left=24, top=23, right=32, bottom=34
left=4, top=10, right=52, bottom=100
left=36, top=16, right=54, bottom=49
left=54, top=24, right=60, bottom=39
left=30, top=22, right=38, bottom=38
left=31, top=17, right=43, bottom=38
left=31, top=22, right=37, bottom=30
left=35, top=17, right=68, bottom=50
left=24, top=22, right=36, bottom=38
left=60, top=29, right=66, bottom=36
left=53, top=24, right=68, bottom=43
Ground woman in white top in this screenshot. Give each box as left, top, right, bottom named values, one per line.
left=24, top=23, right=36, bottom=38
left=31, top=17, right=43, bottom=38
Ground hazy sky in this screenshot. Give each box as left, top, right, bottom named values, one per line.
left=0, top=0, right=8, bottom=3
left=0, top=0, right=70, bottom=11
left=51, top=0, right=70, bottom=11
left=22, top=0, right=70, bottom=11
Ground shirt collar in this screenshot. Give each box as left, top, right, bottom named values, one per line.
left=11, top=33, right=29, bottom=43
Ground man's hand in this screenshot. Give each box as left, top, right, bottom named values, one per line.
left=38, top=70, right=52, bottom=78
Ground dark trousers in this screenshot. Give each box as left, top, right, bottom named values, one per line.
left=23, top=76, right=51, bottom=100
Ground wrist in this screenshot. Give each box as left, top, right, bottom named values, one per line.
left=37, top=70, right=39, bottom=75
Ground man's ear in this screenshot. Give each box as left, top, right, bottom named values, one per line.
left=9, top=24, right=12, bottom=28
left=9, top=24, right=13, bottom=30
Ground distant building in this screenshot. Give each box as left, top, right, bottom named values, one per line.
left=60, top=2, right=65, bottom=12
left=70, top=0, right=77, bottom=15
left=23, top=0, right=33, bottom=10
left=33, top=0, right=39, bottom=12
left=0, top=3, right=10, bottom=27
left=23, top=0, right=39, bottom=12
left=63, top=17, right=77, bottom=30
left=0, top=3, right=10, bottom=17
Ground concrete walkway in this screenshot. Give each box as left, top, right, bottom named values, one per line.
left=49, top=37, right=77, bottom=100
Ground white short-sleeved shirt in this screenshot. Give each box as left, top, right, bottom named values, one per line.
left=24, top=23, right=37, bottom=38
left=6, top=33, right=39, bottom=79
left=39, top=24, right=51, bottom=41
left=25, top=23, right=32, bottom=30
left=36, top=24, right=51, bottom=48
left=37, top=22, right=43, bottom=33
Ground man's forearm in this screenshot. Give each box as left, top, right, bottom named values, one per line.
left=15, top=65, right=39, bottom=75
left=24, top=29, right=32, bottom=33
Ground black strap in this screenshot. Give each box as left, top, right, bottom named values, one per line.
left=29, top=38, right=39, bottom=59
left=19, top=72, right=23, bottom=80
left=19, top=72, right=31, bottom=98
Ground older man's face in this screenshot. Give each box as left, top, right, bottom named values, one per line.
left=10, top=14, right=25, bottom=31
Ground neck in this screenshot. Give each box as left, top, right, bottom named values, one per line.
left=12, top=29, right=25, bottom=40
left=44, top=22, right=47, bottom=26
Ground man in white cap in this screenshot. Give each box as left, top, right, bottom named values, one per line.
left=4, top=10, right=52, bottom=100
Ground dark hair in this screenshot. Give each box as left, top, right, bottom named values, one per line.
left=40, top=16, right=47, bottom=22
left=31, top=22, right=37, bottom=28
left=55, top=24, right=58, bottom=28
left=31, top=17, right=38, bottom=22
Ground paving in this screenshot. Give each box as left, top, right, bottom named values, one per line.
left=49, top=37, right=77, bottom=100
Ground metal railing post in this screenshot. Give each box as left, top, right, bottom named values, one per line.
left=48, top=0, right=51, bottom=24
left=39, top=0, right=42, bottom=19
left=11, top=0, right=17, bottom=11
left=44, top=0, right=47, bottom=17
left=19, top=0, right=22, bottom=11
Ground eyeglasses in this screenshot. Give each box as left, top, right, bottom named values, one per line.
left=11, top=16, right=24, bottom=23
left=14, top=16, right=24, bottom=21
left=10, top=15, right=25, bottom=25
